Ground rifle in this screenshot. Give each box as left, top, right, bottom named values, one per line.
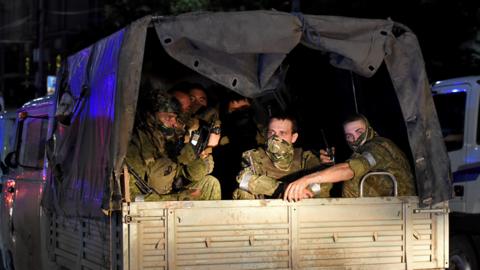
left=189, top=119, right=220, bottom=157
left=125, top=162, right=156, bottom=196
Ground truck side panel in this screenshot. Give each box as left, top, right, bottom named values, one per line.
left=123, top=198, right=448, bottom=270
left=48, top=214, right=122, bottom=270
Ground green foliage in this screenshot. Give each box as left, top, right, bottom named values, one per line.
left=170, top=0, right=210, bottom=14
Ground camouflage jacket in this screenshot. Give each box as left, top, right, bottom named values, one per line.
left=343, top=136, right=416, bottom=197
left=126, top=116, right=178, bottom=196
left=126, top=115, right=220, bottom=201
left=236, top=147, right=332, bottom=198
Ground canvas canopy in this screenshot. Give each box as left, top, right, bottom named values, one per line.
left=43, top=10, right=451, bottom=217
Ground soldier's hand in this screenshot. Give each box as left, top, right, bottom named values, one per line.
left=183, top=158, right=209, bottom=182
left=199, top=147, right=211, bottom=159
left=178, top=144, right=196, bottom=165
left=283, top=178, right=313, bottom=202
left=319, top=148, right=334, bottom=164
left=207, top=133, right=221, bottom=148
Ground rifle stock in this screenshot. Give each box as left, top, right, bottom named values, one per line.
left=125, top=162, right=155, bottom=195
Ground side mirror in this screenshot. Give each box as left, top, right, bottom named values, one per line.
left=56, top=91, right=74, bottom=126
left=4, top=152, right=18, bottom=169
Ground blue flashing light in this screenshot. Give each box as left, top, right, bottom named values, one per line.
left=443, top=88, right=467, bottom=94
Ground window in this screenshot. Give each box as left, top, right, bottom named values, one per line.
left=18, top=117, right=49, bottom=168
left=433, top=92, right=466, bottom=152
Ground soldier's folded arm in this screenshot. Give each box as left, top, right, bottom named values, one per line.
left=283, top=163, right=354, bottom=202
left=236, top=167, right=281, bottom=197
left=181, top=155, right=213, bottom=182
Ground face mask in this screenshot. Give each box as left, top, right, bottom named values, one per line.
left=348, top=130, right=367, bottom=152
left=347, top=117, right=376, bottom=152
left=158, top=123, right=176, bottom=139
left=265, top=135, right=294, bottom=170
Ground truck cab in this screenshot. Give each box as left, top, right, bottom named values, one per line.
left=432, top=75, right=480, bottom=269
left=0, top=96, right=54, bottom=270
left=0, top=111, right=16, bottom=269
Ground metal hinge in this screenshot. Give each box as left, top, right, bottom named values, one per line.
left=123, top=215, right=166, bottom=224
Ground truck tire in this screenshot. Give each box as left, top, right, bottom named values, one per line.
left=450, top=235, right=478, bottom=270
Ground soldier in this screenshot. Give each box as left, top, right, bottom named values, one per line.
left=233, top=114, right=332, bottom=199
left=188, top=83, right=221, bottom=127
left=169, top=87, right=193, bottom=142
left=125, top=90, right=221, bottom=201
left=283, top=114, right=416, bottom=201
left=213, top=92, right=265, bottom=199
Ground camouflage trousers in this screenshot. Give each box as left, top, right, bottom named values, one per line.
left=129, top=175, right=221, bottom=201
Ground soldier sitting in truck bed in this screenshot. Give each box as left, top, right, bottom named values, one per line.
left=125, top=89, right=221, bottom=201
left=233, top=114, right=332, bottom=199
left=283, top=114, right=416, bottom=201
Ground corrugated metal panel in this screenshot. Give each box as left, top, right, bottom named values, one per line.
left=411, top=205, right=448, bottom=270
left=413, top=213, right=433, bottom=263
left=125, top=205, right=168, bottom=270
left=50, top=215, right=113, bottom=270
left=123, top=198, right=448, bottom=270
left=296, top=202, right=405, bottom=269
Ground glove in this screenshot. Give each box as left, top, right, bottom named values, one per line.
left=183, top=158, right=208, bottom=182
left=177, top=144, right=196, bottom=165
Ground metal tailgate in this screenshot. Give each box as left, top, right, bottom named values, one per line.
left=123, top=198, right=448, bottom=270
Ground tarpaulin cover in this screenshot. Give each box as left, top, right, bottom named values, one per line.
left=44, top=27, right=127, bottom=216
left=44, top=11, right=451, bottom=217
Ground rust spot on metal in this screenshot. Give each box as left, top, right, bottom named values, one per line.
left=259, top=200, right=269, bottom=207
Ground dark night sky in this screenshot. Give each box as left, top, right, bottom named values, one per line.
left=62, top=0, right=480, bottom=82
left=0, top=0, right=478, bottom=108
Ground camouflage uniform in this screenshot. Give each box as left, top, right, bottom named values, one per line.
left=125, top=94, right=221, bottom=202
left=233, top=136, right=332, bottom=199
left=342, top=117, right=416, bottom=197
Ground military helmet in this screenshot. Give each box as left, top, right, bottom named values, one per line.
left=152, top=91, right=181, bottom=114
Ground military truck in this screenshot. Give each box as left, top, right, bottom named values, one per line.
left=0, top=11, right=450, bottom=270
